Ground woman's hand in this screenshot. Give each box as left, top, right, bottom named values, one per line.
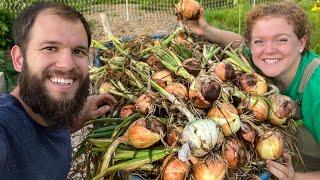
left=185, top=8, right=209, bottom=36
left=266, top=153, right=295, bottom=180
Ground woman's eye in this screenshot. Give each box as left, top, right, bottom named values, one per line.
left=277, top=39, right=288, bottom=44
left=253, top=40, right=264, bottom=46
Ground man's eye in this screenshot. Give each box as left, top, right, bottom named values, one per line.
left=43, top=47, right=56, bottom=52
left=74, top=49, right=88, bottom=56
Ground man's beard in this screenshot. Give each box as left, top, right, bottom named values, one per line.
left=19, top=61, right=90, bottom=129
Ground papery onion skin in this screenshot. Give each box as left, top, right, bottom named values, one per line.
left=126, top=118, right=164, bottom=148
left=165, top=83, right=188, bottom=100
left=182, top=58, right=201, bottom=76
left=238, top=96, right=269, bottom=122
left=239, top=122, right=255, bottom=144
left=175, top=0, right=201, bottom=20
left=268, top=94, right=295, bottom=126
left=163, top=157, right=190, bottom=180
left=209, top=62, right=236, bottom=82
left=223, top=138, right=246, bottom=169
left=194, top=160, right=228, bottom=180
left=207, top=102, right=241, bottom=136
left=256, top=130, right=284, bottom=160
left=152, top=70, right=173, bottom=88
left=120, top=105, right=135, bottom=118
left=167, top=126, right=183, bottom=146
left=181, top=119, right=220, bottom=157
left=239, top=73, right=268, bottom=95
left=135, top=93, right=153, bottom=114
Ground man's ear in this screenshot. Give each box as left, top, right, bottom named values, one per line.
left=11, top=45, right=24, bottom=72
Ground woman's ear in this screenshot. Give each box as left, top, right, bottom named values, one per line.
left=299, top=35, right=307, bottom=53
left=11, top=45, right=24, bottom=72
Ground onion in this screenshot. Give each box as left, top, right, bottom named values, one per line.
left=182, top=57, right=202, bottom=76
left=268, top=94, right=295, bottom=126
left=164, top=83, right=188, bottom=100
left=175, top=0, right=200, bottom=20
left=152, top=70, right=173, bottom=88
left=135, top=93, right=153, bottom=114
left=189, top=75, right=221, bottom=109
left=239, top=73, right=268, bottom=95
left=207, top=102, right=241, bottom=136
left=181, top=119, right=220, bottom=157
left=124, top=117, right=165, bottom=148
left=209, top=61, right=236, bottom=82
left=256, top=130, right=284, bottom=160
left=239, top=122, right=255, bottom=144
left=98, top=82, right=115, bottom=94
left=237, top=96, right=269, bottom=122
left=163, top=156, right=190, bottom=180
left=120, top=105, right=135, bottom=118
left=194, top=159, right=228, bottom=180
left=223, top=138, right=246, bottom=169
left=167, top=126, right=183, bottom=146
left=146, top=54, right=164, bottom=71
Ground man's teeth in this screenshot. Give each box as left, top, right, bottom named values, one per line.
left=50, top=77, right=73, bottom=85
left=263, top=58, right=280, bottom=64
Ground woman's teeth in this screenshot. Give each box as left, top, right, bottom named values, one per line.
left=263, top=58, right=280, bottom=64
left=50, top=77, right=73, bottom=85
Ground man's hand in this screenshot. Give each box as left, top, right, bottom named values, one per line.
left=266, top=153, right=295, bottom=180
left=70, top=93, right=116, bottom=133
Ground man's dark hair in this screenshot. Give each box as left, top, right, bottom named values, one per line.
left=13, top=2, right=91, bottom=54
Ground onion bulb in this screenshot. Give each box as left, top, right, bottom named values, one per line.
left=175, top=0, right=200, bottom=20
left=239, top=73, right=268, bottom=95
left=163, top=156, right=190, bottom=180
left=268, top=94, right=295, bottom=126
left=237, top=96, right=269, bottom=122
left=120, top=105, right=135, bottom=118
left=164, top=83, right=188, bottom=100
left=98, top=82, right=115, bottom=94
left=124, top=117, right=164, bottom=148
left=181, top=119, right=220, bottom=157
left=182, top=57, right=202, bottom=76
left=135, top=93, right=153, bottom=114
left=223, top=138, right=246, bottom=169
left=256, top=130, right=284, bottom=160
left=209, top=61, right=236, bottom=82
left=207, top=102, right=241, bottom=136
left=167, top=126, right=183, bottom=146
left=152, top=70, right=173, bottom=88
left=189, top=75, right=221, bottom=109
left=194, top=159, right=228, bottom=180
left=239, top=122, right=255, bottom=144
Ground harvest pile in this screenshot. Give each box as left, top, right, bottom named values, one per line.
left=75, top=1, right=300, bottom=179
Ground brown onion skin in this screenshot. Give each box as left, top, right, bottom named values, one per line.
left=164, top=83, right=188, bottom=100
left=239, top=73, right=268, bottom=95
left=223, top=138, right=246, bottom=169
left=163, top=157, right=190, bottom=180
left=268, top=94, right=295, bottom=125
left=182, top=58, right=201, bottom=76
left=135, top=94, right=152, bottom=114
left=194, top=160, right=228, bottom=180
left=237, top=96, right=269, bottom=122
left=175, top=0, right=200, bottom=20
left=120, top=105, right=135, bottom=118
left=152, top=70, right=173, bottom=88
left=239, top=122, right=255, bottom=144
left=256, top=130, right=284, bottom=160
left=167, top=126, right=183, bottom=146
left=209, top=62, right=236, bottom=82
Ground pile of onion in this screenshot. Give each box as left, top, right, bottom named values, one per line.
left=175, top=0, right=201, bottom=20
left=256, top=130, right=284, bottom=160
left=268, top=94, right=295, bottom=125
left=207, top=101, right=241, bottom=136
left=223, top=138, right=246, bottom=169
left=123, top=117, right=165, bottom=148
left=189, top=75, right=221, bottom=109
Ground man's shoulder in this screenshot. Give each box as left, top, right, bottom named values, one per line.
left=0, top=93, right=25, bottom=127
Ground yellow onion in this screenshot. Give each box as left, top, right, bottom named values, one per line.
left=175, top=0, right=200, bottom=20
left=180, top=119, right=220, bottom=157
left=120, top=105, right=135, bottom=118
left=151, top=70, right=173, bottom=88
left=167, top=126, right=183, bottom=146
left=256, top=130, right=284, bottom=160
left=209, top=61, right=236, bottom=82
left=194, top=159, right=228, bottom=180
left=98, top=82, right=115, bottom=94
left=135, top=93, right=153, bottom=114
left=189, top=75, right=221, bottom=109
left=146, top=54, right=163, bottom=71
left=182, top=58, right=202, bottom=76
left=237, top=96, right=269, bottom=122
left=124, top=117, right=164, bottom=148
left=163, top=156, right=190, bottom=180
left=207, top=102, right=241, bottom=136
left=239, top=73, right=268, bottom=95
left=239, top=122, right=255, bottom=144
left=164, top=83, right=188, bottom=100
left=268, top=94, right=295, bottom=126
left=223, top=138, right=246, bottom=169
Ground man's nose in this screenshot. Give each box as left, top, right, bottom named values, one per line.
left=55, top=50, right=75, bottom=71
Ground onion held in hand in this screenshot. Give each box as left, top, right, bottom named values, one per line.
left=256, top=130, right=284, bottom=160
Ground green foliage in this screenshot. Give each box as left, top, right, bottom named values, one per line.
left=0, top=8, right=14, bottom=50
left=0, top=51, right=18, bottom=91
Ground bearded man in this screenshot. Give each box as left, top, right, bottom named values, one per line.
left=0, top=2, right=116, bottom=179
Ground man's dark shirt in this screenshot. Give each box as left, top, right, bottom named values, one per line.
left=0, top=93, right=71, bottom=180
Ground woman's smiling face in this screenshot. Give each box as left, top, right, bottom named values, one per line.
left=250, top=16, right=306, bottom=78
